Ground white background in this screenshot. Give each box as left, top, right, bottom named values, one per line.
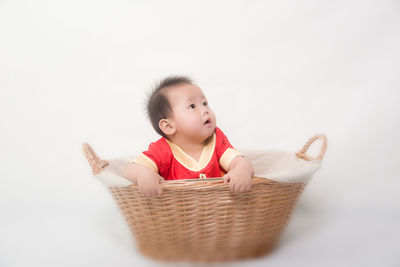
left=1, top=0, right=399, bottom=266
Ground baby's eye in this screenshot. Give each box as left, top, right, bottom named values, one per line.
left=189, top=104, right=195, bottom=109
left=203, top=101, right=208, bottom=106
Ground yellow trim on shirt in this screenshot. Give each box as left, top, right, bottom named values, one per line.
left=133, top=134, right=242, bottom=175
left=219, top=148, right=243, bottom=171
left=133, top=153, right=158, bottom=173
left=165, top=133, right=216, bottom=172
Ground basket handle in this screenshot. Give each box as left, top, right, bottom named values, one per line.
left=82, top=143, right=109, bottom=175
left=295, top=134, right=327, bottom=161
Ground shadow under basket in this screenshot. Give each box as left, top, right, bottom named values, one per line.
left=82, top=134, right=327, bottom=262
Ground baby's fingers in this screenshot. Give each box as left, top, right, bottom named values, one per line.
left=241, top=182, right=252, bottom=192
left=229, top=180, right=241, bottom=192
left=141, top=188, right=152, bottom=197
left=223, top=174, right=230, bottom=183
left=156, top=185, right=163, bottom=195
left=238, top=183, right=247, bottom=193
left=144, top=191, right=156, bottom=197
left=146, top=185, right=163, bottom=197
left=229, top=180, right=236, bottom=191
left=246, top=181, right=252, bottom=191
left=238, top=181, right=251, bottom=193
left=147, top=188, right=162, bottom=197
left=237, top=184, right=245, bottom=193
left=235, top=180, right=252, bottom=193
left=140, top=186, right=155, bottom=197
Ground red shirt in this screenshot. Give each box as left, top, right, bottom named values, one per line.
left=133, top=127, right=241, bottom=180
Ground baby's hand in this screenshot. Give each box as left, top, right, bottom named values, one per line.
left=222, top=156, right=253, bottom=193
left=137, top=170, right=163, bottom=197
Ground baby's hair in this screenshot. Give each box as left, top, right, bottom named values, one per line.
left=146, top=75, right=195, bottom=138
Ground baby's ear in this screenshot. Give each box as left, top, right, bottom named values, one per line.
left=159, top=119, right=176, bottom=136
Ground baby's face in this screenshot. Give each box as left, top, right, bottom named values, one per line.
left=165, top=83, right=216, bottom=143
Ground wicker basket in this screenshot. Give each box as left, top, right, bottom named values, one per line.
left=82, top=134, right=327, bottom=262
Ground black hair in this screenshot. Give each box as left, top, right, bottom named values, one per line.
left=146, top=75, right=194, bottom=138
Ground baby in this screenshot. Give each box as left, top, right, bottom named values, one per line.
left=123, top=76, right=254, bottom=196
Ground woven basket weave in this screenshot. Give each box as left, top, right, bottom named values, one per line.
left=82, top=134, right=327, bottom=262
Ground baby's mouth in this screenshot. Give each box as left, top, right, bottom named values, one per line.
left=204, top=119, right=211, bottom=125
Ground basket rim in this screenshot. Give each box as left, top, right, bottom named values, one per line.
left=109, top=176, right=305, bottom=190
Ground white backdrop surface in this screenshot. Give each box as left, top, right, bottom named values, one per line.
left=1, top=0, right=399, bottom=266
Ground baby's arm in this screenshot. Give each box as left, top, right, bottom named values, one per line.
left=123, top=163, right=164, bottom=197
left=222, top=156, right=254, bottom=193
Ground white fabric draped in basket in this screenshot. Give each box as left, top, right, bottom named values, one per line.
left=95, top=149, right=322, bottom=187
